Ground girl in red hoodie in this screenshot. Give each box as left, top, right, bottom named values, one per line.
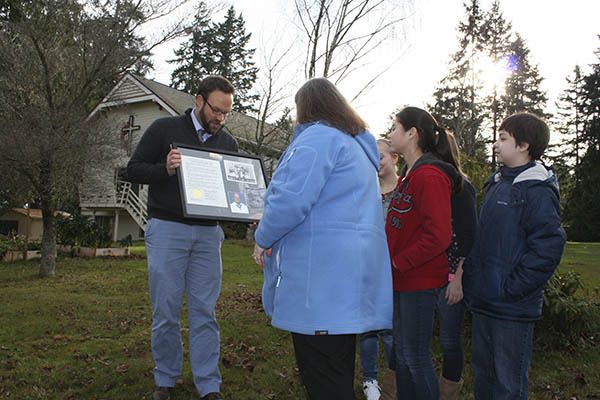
left=386, top=107, right=462, bottom=399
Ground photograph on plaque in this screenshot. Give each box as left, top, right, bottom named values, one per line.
left=223, top=159, right=258, bottom=184
left=245, top=187, right=267, bottom=209
left=227, top=191, right=250, bottom=214
left=175, top=143, right=268, bottom=222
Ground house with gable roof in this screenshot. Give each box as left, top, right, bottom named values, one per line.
left=80, top=73, right=286, bottom=242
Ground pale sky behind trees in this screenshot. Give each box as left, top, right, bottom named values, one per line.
left=148, top=0, right=600, bottom=136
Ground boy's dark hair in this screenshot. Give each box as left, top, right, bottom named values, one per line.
left=499, top=112, right=550, bottom=160
left=197, top=75, right=235, bottom=99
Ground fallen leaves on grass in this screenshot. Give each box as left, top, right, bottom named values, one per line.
left=115, top=363, right=129, bottom=373
left=217, top=290, right=263, bottom=315
left=222, top=342, right=260, bottom=372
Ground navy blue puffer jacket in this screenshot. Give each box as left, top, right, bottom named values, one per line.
left=463, top=162, right=566, bottom=321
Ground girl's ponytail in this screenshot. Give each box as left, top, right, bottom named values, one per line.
left=433, top=125, right=464, bottom=193
left=432, top=125, right=450, bottom=160
left=395, top=107, right=464, bottom=193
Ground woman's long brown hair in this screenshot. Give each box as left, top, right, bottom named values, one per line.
left=295, top=78, right=367, bottom=136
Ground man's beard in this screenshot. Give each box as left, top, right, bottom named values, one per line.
left=200, top=106, right=224, bottom=134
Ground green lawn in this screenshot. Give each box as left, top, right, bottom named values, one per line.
left=0, top=241, right=598, bottom=399
left=558, top=242, right=600, bottom=292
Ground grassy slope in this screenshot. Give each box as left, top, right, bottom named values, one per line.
left=558, top=242, right=600, bottom=295
left=0, top=241, right=598, bottom=399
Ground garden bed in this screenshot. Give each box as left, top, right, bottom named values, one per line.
left=2, top=250, right=42, bottom=262
left=58, top=245, right=130, bottom=257
left=75, top=246, right=130, bottom=257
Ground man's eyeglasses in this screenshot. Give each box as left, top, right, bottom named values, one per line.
left=202, top=96, right=231, bottom=118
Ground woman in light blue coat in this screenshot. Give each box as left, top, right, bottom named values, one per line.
left=253, top=78, right=392, bottom=399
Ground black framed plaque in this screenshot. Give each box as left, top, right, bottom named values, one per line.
left=174, top=143, right=268, bottom=222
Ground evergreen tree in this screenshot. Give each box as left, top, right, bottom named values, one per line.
left=170, top=2, right=214, bottom=93
left=432, top=0, right=549, bottom=170
left=547, top=67, right=581, bottom=211
left=502, top=33, right=548, bottom=116
left=547, top=76, right=578, bottom=213
left=563, top=38, right=600, bottom=241
left=580, top=41, right=600, bottom=149
left=455, top=0, right=485, bottom=59
left=212, top=6, right=258, bottom=112
left=554, top=66, right=586, bottom=167
left=479, top=0, right=513, bottom=166
left=430, top=0, right=487, bottom=161
left=169, top=4, right=258, bottom=113
left=479, top=1, right=512, bottom=61
left=563, top=148, right=600, bottom=241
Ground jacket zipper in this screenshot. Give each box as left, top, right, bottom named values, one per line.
left=276, top=245, right=283, bottom=288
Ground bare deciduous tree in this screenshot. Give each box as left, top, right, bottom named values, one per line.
left=252, top=39, right=296, bottom=160
left=294, top=0, right=411, bottom=96
left=0, top=0, right=190, bottom=277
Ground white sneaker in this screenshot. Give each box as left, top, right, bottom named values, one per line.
left=362, top=379, right=381, bottom=400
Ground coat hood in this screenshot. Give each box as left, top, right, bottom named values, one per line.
left=491, top=162, right=560, bottom=196
left=293, top=122, right=380, bottom=171
left=514, top=162, right=557, bottom=185
left=354, top=130, right=381, bottom=171
left=408, top=152, right=463, bottom=194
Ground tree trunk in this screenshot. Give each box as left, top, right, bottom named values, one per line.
left=39, top=202, right=57, bottom=278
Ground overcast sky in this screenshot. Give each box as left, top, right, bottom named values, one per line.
left=148, top=0, right=600, bottom=137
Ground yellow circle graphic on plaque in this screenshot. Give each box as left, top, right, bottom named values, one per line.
left=191, top=189, right=203, bottom=200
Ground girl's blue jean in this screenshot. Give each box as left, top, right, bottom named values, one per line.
left=358, top=329, right=393, bottom=381
left=437, top=284, right=466, bottom=382
left=392, top=289, right=441, bottom=400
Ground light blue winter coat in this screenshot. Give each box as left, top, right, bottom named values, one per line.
left=255, top=122, right=393, bottom=335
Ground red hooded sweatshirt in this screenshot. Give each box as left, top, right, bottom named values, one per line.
left=385, top=157, right=454, bottom=292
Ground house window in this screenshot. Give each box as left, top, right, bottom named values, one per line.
left=0, top=220, right=18, bottom=236
left=95, top=216, right=112, bottom=230
left=115, top=167, right=128, bottom=182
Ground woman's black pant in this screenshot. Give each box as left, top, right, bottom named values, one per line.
left=291, top=332, right=356, bottom=400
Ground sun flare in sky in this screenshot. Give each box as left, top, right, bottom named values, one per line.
left=477, top=56, right=514, bottom=95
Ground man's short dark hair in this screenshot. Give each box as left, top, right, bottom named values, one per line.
left=499, top=112, right=550, bottom=160
left=197, top=75, right=235, bottom=99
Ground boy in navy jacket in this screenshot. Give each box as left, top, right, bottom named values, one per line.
left=463, top=112, right=566, bottom=399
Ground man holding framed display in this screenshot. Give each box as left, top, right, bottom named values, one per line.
left=174, top=145, right=267, bottom=222
left=127, top=76, right=238, bottom=400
